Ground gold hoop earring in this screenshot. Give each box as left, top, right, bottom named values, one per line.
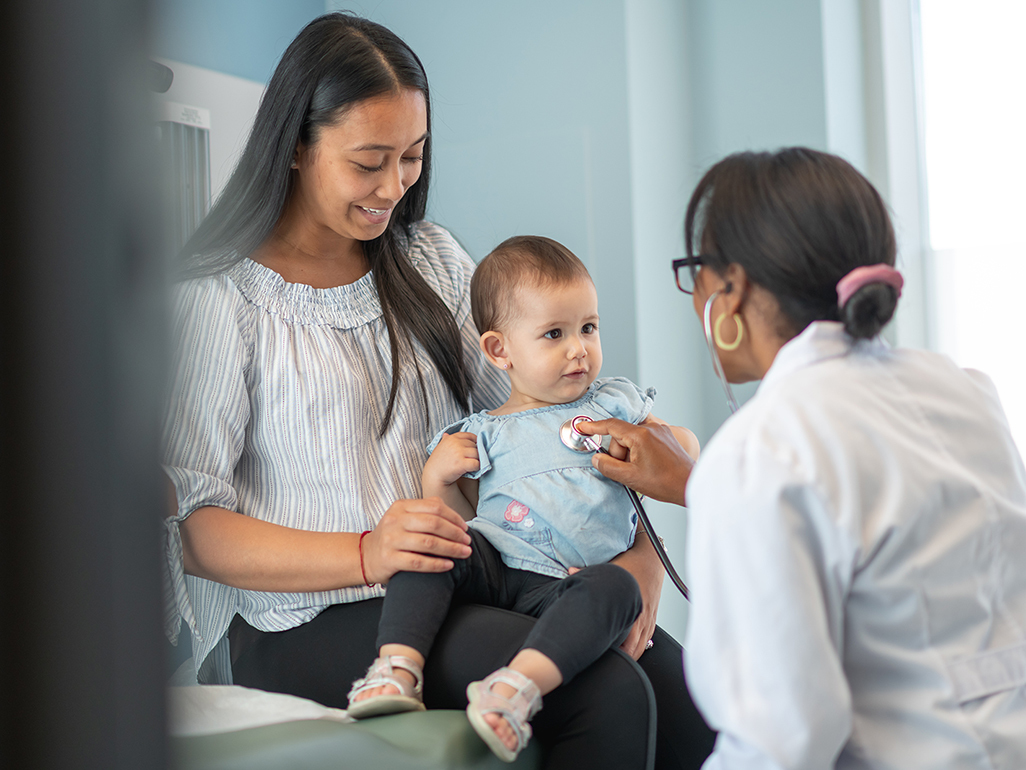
left=713, top=313, right=744, bottom=351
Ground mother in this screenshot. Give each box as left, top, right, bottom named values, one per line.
left=162, top=13, right=713, bottom=769
left=583, top=148, right=1026, bottom=769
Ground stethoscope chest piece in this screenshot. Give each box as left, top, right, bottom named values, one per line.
left=559, top=415, right=604, bottom=454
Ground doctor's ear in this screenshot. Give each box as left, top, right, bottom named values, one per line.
left=480, top=331, right=510, bottom=370
left=720, top=264, right=751, bottom=309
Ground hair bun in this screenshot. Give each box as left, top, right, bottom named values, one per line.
left=840, top=283, right=899, bottom=339
left=836, top=263, right=903, bottom=338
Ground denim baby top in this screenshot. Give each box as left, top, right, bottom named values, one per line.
left=427, top=377, right=655, bottom=578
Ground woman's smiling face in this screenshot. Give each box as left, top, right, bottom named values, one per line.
left=288, top=87, right=428, bottom=244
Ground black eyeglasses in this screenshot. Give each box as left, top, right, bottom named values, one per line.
left=672, top=256, right=705, bottom=294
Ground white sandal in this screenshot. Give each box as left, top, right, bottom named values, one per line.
left=465, top=667, right=542, bottom=763
left=347, top=655, right=426, bottom=719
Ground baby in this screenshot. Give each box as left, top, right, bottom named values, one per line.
left=348, top=235, right=698, bottom=762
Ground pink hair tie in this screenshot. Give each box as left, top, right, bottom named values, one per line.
left=836, top=264, right=904, bottom=308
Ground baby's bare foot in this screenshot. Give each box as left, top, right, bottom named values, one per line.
left=483, top=680, right=521, bottom=750
left=352, top=667, right=415, bottom=702
left=482, top=712, right=518, bottom=752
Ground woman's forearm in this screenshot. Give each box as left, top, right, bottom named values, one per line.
left=179, top=506, right=365, bottom=592
left=611, top=532, right=665, bottom=659
left=614, top=531, right=664, bottom=584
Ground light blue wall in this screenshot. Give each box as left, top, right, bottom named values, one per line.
left=340, top=0, right=641, bottom=381
left=677, top=0, right=882, bottom=443
left=152, top=0, right=325, bottom=83
left=622, top=0, right=697, bottom=639
left=689, top=0, right=830, bottom=170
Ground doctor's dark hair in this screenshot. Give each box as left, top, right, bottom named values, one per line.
left=471, top=236, right=591, bottom=333
left=177, top=13, right=469, bottom=434
left=684, top=147, right=898, bottom=340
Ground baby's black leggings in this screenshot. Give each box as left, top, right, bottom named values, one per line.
left=378, top=529, right=642, bottom=683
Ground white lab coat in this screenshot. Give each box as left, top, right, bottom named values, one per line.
left=685, top=321, right=1026, bottom=770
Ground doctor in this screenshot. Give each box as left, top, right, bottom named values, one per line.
left=580, top=148, right=1026, bottom=769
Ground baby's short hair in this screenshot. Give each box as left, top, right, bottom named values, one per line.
left=471, top=236, right=592, bottom=334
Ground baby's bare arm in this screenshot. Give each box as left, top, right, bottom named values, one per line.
left=422, top=432, right=480, bottom=521
left=639, top=414, right=700, bottom=458
left=666, top=423, right=700, bottom=459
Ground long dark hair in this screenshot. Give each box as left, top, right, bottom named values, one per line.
left=684, top=147, right=898, bottom=340
left=178, top=13, right=469, bottom=434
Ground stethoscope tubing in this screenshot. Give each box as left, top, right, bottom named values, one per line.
left=703, top=291, right=741, bottom=414
left=593, top=444, right=690, bottom=601
left=561, top=415, right=690, bottom=600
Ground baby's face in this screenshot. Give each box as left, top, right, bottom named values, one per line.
left=501, top=276, right=602, bottom=408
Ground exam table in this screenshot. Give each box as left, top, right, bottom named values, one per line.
left=168, top=683, right=541, bottom=770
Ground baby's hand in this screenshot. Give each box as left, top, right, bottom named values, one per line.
left=424, top=432, right=480, bottom=488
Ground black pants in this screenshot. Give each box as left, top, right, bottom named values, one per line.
left=378, top=529, right=642, bottom=683
left=231, top=603, right=715, bottom=770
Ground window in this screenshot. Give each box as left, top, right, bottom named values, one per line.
left=919, top=0, right=1026, bottom=450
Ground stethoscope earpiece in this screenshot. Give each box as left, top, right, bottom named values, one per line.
left=703, top=291, right=741, bottom=414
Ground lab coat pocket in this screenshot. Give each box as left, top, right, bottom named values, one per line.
left=946, top=642, right=1026, bottom=704
left=943, top=643, right=1026, bottom=768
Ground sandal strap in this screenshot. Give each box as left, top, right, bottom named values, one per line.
left=348, top=655, right=424, bottom=701
left=484, top=668, right=542, bottom=719
left=469, top=667, right=542, bottom=746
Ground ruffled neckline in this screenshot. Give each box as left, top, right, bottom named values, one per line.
left=226, top=259, right=381, bottom=328
left=225, top=229, right=429, bottom=329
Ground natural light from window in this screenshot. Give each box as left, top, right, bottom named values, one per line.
left=920, top=0, right=1026, bottom=452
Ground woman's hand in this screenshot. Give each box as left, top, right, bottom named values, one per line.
left=361, top=497, right=473, bottom=585
left=179, top=498, right=472, bottom=592
left=611, top=533, right=664, bottom=660
left=577, top=418, right=695, bottom=506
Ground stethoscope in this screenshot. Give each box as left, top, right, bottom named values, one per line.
left=554, top=293, right=743, bottom=601
left=559, top=415, right=690, bottom=600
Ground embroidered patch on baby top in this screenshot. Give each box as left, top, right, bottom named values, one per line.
left=504, top=500, right=529, bottom=523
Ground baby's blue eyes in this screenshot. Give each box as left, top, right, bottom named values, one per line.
left=544, top=329, right=562, bottom=340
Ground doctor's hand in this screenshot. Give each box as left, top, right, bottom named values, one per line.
left=577, top=418, right=695, bottom=506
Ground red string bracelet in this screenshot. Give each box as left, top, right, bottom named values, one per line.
left=358, top=530, right=374, bottom=587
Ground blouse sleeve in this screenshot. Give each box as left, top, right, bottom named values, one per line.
left=591, top=377, right=655, bottom=423
left=684, top=426, right=856, bottom=770
left=160, top=276, right=250, bottom=644
left=426, top=417, right=471, bottom=454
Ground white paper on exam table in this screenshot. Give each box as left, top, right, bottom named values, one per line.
left=168, top=684, right=354, bottom=737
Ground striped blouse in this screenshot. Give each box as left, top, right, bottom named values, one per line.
left=162, top=221, right=509, bottom=683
